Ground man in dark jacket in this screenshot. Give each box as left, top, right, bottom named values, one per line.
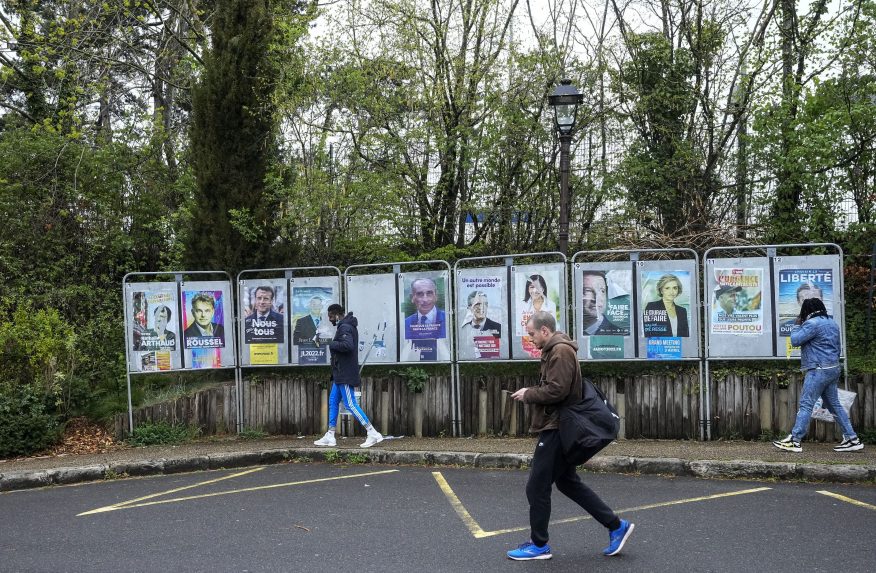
left=313, top=304, right=384, bottom=448
left=507, top=311, right=634, bottom=561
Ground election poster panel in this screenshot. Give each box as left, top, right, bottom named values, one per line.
left=772, top=255, right=842, bottom=359
left=640, top=269, right=692, bottom=360
left=511, top=264, right=565, bottom=360
left=180, top=280, right=235, bottom=369
left=574, top=263, right=633, bottom=360
left=704, top=257, right=773, bottom=359
left=456, top=267, right=508, bottom=360
left=290, top=277, right=339, bottom=366
left=347, top=273, right=399, bottom=364
left=126, top=282, right=181, bottom=373
left=777, top=268, right=834, bottom=337
left=710, top=268, right=763, bottom=336
left=239, top=279, right=289, bottom=366
left=398, top=271, right=452, bottom=362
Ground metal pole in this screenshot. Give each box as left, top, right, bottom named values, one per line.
left=868, top=242, right=875, bottom=351
left=558, top=133, right=572, bottom=255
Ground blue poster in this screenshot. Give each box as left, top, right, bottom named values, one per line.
left=646, top=337, right=682, bottom=360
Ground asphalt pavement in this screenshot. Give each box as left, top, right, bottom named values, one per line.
left=1, top=435, right=874, bottom=492
left=1, top=463, right=874, bottom=572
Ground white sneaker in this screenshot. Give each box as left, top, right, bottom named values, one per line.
left=313, top=432, right=336, bottom=447
left=360, top=430, right=384, bottom=448
left=834, top=437, right=864, bottom=452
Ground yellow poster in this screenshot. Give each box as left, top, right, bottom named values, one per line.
left=250, top=344, right=279, bottom=365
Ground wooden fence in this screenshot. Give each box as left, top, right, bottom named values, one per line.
left=116, top=373, right=876, bottom=441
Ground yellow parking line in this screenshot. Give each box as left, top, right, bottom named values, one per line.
left=432, top=471, right=771, bottom=539
left=116, top=467, right=265, bottom=507
left=432, top=472, right=489, bottom=538
left=78, top=469, right=398, bottom=516
left=817, top=490, right=876, bottom=511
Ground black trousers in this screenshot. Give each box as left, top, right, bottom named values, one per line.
left=526, top=429, right=620, bottom=546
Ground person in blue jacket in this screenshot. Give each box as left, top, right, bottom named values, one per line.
left=313, top=304, right=384, bottom=448
left=773, top=298, right=863, bottom=453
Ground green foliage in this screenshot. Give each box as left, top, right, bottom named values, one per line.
left=390, top=367, right=429, bottom=393
left=858, top=429, right=876, bottom=445
left=127, top=421, right=200, bottom=447
left=615, top=31, right=721, bottom=234
left=0, top=384, right=60, bottom=457
left=239, top=427, right=269, bottom=440
left=188, top=0, right=313, bottom=275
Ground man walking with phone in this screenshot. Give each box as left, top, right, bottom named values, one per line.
left=507, top=311, right=634, bottom=561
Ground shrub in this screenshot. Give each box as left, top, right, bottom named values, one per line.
left=0, top=385, right=59, bottom=457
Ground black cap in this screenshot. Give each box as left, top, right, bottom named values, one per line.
left=714, top=284, right=742, bottom=298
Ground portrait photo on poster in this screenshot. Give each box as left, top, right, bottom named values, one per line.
left=777, top=268, right=834, bottom=337
left=515, top=268, right=562, bottom=359
left=242, top=283, right=286, bottom=344
left=710, top=268, right=763, bottom=336
left=399, top=271, right=451, bottom=362
left=457, top=272, right=505, bottom=360
left=291, top=285, right=336, bottom=364
left=182, top=290, right=226, bottom=349
left=131, top=289, right=179, bottom=353
left=580, top=269, right=631, bottom=337
left=641, top=271, right=691, bottom=338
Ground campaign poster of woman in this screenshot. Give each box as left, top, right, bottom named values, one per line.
left=131, top=290, right=179, bottom=353
left=514, top=268, right=563, bottom=358
left=641, top=271, right=691, bottom=338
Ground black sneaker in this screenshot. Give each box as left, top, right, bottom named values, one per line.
left=773, top=435, right=802, bottom=453
left=834, top=437, right=864, bottom=452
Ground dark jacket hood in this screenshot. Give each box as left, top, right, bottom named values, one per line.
left=339, top=312, right=357, bottom=328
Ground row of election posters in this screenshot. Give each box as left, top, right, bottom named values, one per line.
left=573, top=260, right=700, bottom=361
left=346, top=264, right=567, bottom=364
left=126, top=281, right=236, bottom=373
left=705, top=254, right=841, bottom=358
left=124, top=255, right=843, bottom=373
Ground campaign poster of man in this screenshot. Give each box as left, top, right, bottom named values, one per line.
left=291, top=286, right=335, bottom=365
left=181, top=290, right=227, bottom=350
left=514, top=268, right=563, bottom=359
left=777, top=268, right=833, bottom=337
left=579, top=269, right=631, bottom=337
left=456, top=271, right=505, bottom=360
left=640, top=271, right=692, bottom=339
left=131, top=289, right=179, bottom=353
left=399, top=271, right=451, bottom=362
left=241, top=283, right=286, bottom=344
left=710, top=268, right=763, bottom=336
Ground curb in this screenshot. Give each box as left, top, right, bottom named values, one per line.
left=2, top=448, right=874, bottom=492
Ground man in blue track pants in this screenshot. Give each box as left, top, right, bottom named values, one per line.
left=314, top=304, right=384, bottom=448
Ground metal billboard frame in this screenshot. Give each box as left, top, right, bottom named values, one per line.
left=702, top=243, right=848, bottom=439
left=344, top=260, right=457, bottom=433
left=121, top=270, right=236, bottom=434
left=235, top=266, right=342, bottom=433
left=571, top=248, right=706, bottom=439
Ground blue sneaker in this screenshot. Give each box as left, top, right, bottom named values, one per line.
left=603, top=519, right=634, bottom=556
left=507, top=541, right=552, bottom=560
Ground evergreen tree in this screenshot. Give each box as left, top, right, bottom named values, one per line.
left=188, top=0, right=281, bottom=274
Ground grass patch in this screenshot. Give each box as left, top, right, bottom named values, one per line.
left=127, top=421, right=200, bottom=447
left=238, top=427, right=268, bottom=440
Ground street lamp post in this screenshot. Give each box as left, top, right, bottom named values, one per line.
left=548, top=79, right=583, bottom=255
